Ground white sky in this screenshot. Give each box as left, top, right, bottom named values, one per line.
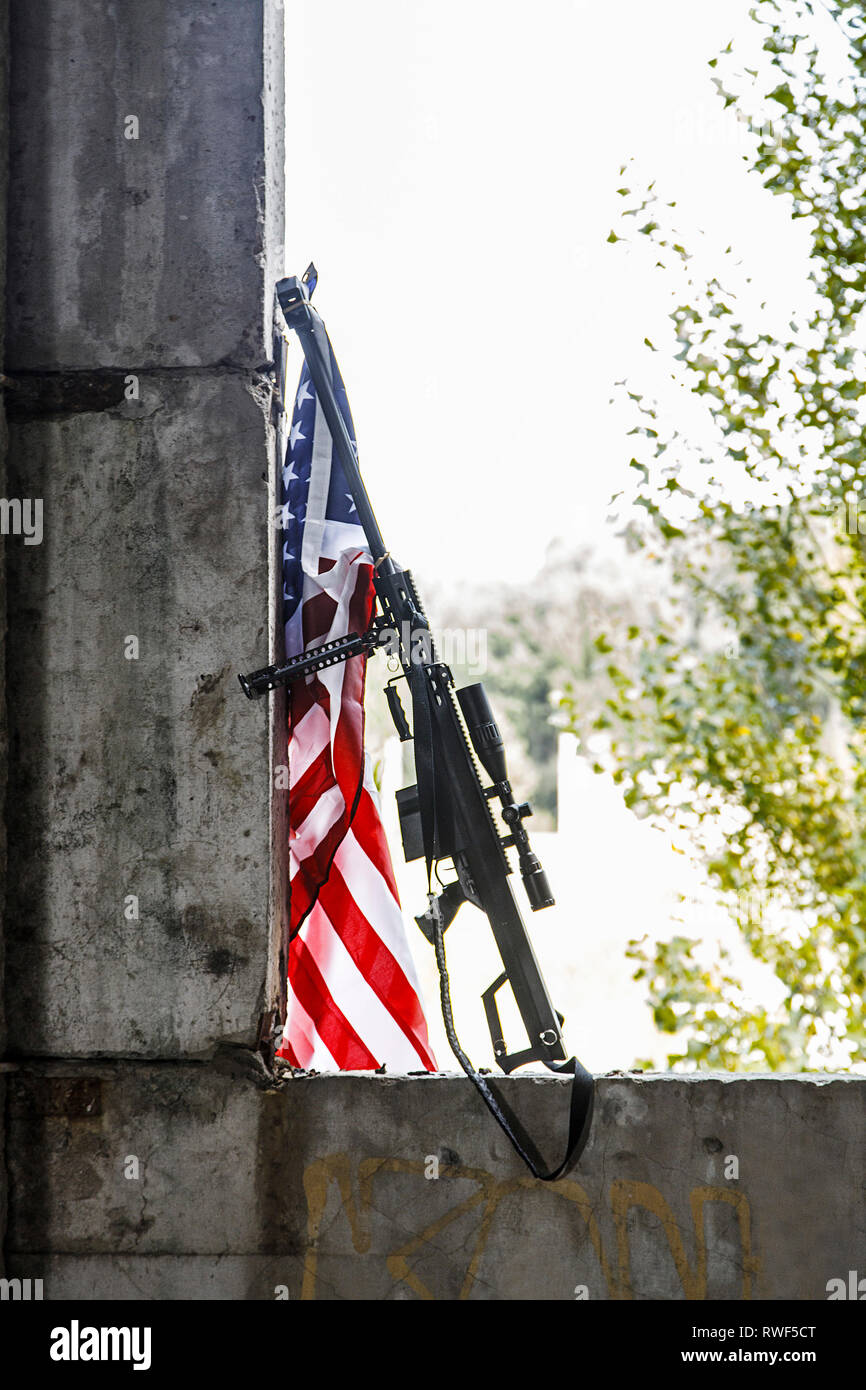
left=284, top=1, right=858, bottom=1071
left=284, top=0, right=839, bottom=587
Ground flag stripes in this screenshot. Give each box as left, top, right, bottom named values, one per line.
left=273, top=313, right=435, bottom=1073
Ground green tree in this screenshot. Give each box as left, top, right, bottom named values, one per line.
left=562, top=0, right=866, bottom=1071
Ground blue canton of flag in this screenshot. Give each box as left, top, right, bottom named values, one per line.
left=280, top=358, right=364, bottom=638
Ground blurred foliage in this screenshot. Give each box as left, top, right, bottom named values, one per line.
left=560, top=0, right=866, bottom=1070
left=426, top=546, right=651, bottom=827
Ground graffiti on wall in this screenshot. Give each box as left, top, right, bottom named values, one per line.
left=300, top=1155, right=760, bottom=1300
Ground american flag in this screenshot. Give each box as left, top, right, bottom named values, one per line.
left=274, top=314, right=436, bottom=1072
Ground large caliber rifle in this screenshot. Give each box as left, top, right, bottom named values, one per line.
left=240, top=267, right=594, bottom=1177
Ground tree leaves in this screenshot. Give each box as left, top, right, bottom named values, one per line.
left=563, top=0, right=866, bottom=1072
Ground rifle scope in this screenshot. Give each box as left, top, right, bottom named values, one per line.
left=457, top=683, right=555, bottom=912
left=456, top=683, right=507, bottom=785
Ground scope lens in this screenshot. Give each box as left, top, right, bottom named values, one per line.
left=523, top=864, right=554, bottom=911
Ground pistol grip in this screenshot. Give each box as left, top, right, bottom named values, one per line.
left=415, top=880, right=466, bottom=945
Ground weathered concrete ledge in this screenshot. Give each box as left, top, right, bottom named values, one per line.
left=5, top=1062, right=864, bottom=1300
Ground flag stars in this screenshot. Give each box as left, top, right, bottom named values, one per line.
left=289, top=420, right=306, bottom=449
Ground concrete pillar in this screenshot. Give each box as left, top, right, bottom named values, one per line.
left=4, top=0, right=285, bottom=1061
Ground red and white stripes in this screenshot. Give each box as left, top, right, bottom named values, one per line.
left=275, top=335, right=435, bottom=1072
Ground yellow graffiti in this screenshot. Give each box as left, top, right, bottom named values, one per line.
left=611, top=1179, right=760, bottom=1300
left=300, top=1155, right=759, bottom=1301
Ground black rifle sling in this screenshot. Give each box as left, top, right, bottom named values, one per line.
left=433, top=917, right=594, bottom=1182
left=409, top=662, right=594, bottom=1181
left=409, top=661, right=447, bottom=866
left=409, top=664, right=440, bottom=872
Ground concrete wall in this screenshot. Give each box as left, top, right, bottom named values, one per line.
left=5, top=1067, right=864, bottom=1300
left=4, top=0, right=285, bottom=1059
